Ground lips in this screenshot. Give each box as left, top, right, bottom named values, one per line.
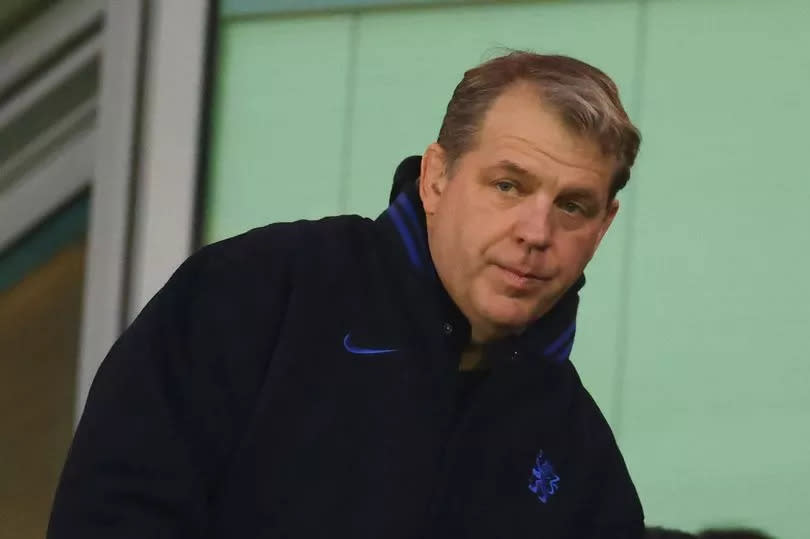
left=494, top=263, right=550, bottom=284
left=501, top=266, right=540, bottom=280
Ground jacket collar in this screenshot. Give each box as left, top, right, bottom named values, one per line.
left=376, top=156, right=584, bottom=364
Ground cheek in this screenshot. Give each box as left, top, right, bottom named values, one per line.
left=464, top=202, right=513, bottom=255
left=463, top=220, right=507, bottom=276
left=450, top=200, right=490, bottom=258
left=434, top=205, right=475, bottom=276
left=441, top=184, right=511, bottom=273
left=557, top=230, right=601, bottom=271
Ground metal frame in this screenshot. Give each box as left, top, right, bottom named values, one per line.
left=0, top=130, right=95, bottom=253
left=0, top=32, right=101, bottom=251
left=0, top=0, right=214, bottom=418
left=0, top=0, right=104, bottom=96
left=0, top=36, right=101, bottom=128
left=0, top=98, right=96, bottom=186
left=127, top=0, right=211, bottom=320
left=75, top=0, right=146, bottom=418
left=0, top=0, right=111, bottom=423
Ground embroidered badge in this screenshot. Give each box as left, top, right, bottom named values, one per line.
left=528, top=450, right=560, bottom=503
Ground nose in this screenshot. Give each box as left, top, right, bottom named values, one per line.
left=514, top=197, right=553, bottom=251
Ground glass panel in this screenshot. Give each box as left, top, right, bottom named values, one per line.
left=0, top=193, right=88, bottom=539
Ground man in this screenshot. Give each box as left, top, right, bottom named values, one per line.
left=49, top=51, right=643, bottom=538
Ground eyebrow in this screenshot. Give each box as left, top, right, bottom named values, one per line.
left=560, top=186, right=599, bottom=202
left=492, top=159, right=536, bottom=180
left=491, top=159, right=602, bottom=204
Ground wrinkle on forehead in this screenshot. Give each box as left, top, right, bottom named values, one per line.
left=478, top=83, right=615, bottom=180
left=493, top=134, right=613, bottom=179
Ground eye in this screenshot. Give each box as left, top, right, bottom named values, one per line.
left=495, top=180, right=517, bottom=193
left=560, top=200, right=584, bottom=215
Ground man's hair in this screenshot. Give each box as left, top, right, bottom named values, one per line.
left=437, top=51, right=641, bottom=200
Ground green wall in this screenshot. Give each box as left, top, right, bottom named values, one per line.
left=203, top=1, right=810, bottom=537
left=622, top=0, right=810, bottom=532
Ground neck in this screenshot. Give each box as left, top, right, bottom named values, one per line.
left=470, top=321, right=523, bottom=344
left=459, top=342, right=487, bottom=371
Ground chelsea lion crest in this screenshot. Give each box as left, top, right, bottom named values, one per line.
left=528, top=450, right=560, bottom=504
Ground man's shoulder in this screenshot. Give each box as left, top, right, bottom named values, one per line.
left=145, top=215, right=380, bottom=314
left=189, top=214, right=375, bottom=276
left=133, top=214, right=379, bottom=337
left=558, top=361, right=619, bottom=450
left=559, top=361, right=643, bottom=525
left=207, top=214, right=372, bottom=258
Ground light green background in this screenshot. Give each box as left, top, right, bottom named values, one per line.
left=204, top=1, right=810, bottom=537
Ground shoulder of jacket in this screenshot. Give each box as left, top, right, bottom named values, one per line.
left=181, top=215, right=373, bottom=278
left=126, top=217, right=374, bottom=351
left=558, top=361, right=618, bottom=449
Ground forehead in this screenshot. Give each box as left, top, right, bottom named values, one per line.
left=473, top=83, right=616, bottom=188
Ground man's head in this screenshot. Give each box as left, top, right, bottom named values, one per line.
left=419, top=52, right=640, bottom=342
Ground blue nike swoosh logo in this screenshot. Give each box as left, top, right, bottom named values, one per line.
left=343, top=333, right=398, bottom=355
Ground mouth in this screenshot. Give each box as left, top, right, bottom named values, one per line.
left=493, top=264, right=551, bottom=287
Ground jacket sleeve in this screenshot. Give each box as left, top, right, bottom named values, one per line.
left=578, top=390, right=645, bottom=539
left=47, top=224, right=297, bottom=538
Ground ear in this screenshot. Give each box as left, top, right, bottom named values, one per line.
left=419, top=142, right=449, bottom=216
left=594, top=198, right=619, bottom=251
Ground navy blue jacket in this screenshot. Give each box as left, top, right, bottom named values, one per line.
left=49, top=158, right=643, bottom=538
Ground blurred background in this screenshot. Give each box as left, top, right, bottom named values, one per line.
left=1, top=0, right=808, bottom=537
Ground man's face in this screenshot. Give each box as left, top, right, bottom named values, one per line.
left=420, top=82, right=619, bottom=342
